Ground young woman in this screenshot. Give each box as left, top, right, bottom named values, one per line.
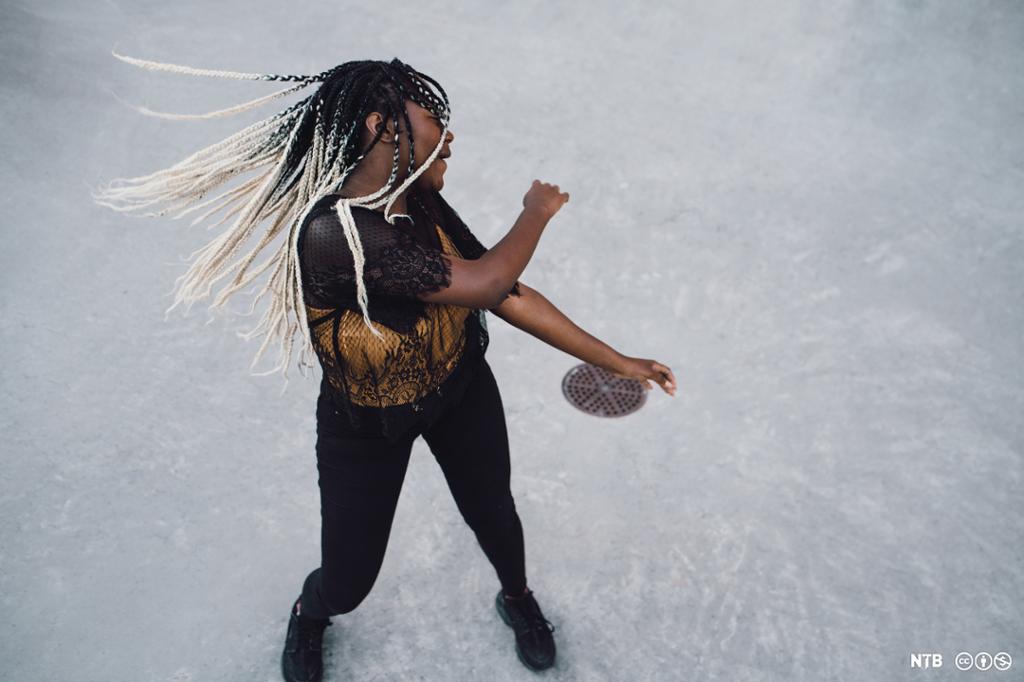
left=94, top=55, right=676, bottom=681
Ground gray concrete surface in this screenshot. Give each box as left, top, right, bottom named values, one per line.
left=2, top=1, right=1022, bottom=680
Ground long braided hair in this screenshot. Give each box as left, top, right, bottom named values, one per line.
left=92, top=52, right=453, bottom=393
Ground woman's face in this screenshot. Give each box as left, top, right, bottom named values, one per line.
left=401, top=100, right=454, bottom=193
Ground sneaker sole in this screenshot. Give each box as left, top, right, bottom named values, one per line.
left=494, top=591, right=555, bottom=672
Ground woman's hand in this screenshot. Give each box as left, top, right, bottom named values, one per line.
left=608, top=356, right=677, bottom=396
left=523, top=179, right=569, bottom=220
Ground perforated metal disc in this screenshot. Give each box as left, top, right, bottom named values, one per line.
left=561, top=363, right=648, bottom=417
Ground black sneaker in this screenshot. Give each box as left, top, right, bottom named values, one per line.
left=494, top=588, right=557, bottom=671
left=281, top=597, right=332, bottom=682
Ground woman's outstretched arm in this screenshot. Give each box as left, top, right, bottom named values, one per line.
left=488, top=282, right=677, bottom=395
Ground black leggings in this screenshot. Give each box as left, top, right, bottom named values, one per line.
left=298, top=358, right=528, bottom=619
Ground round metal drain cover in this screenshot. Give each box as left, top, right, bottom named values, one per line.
left=561, top=363, right=647, bottom=417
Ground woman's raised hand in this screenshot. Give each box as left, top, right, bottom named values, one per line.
left=523, top=179, right=569, bottom=220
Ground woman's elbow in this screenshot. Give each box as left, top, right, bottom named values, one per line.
left=484, top=279, right=511, bottom=309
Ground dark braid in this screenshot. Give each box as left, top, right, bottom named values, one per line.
left=388, top=75, right=420, bottom=183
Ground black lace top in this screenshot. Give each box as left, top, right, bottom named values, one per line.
left=297, top=189, right=521, bottom=443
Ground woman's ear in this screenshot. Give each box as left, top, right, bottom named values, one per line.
left=364, top=111, right=396, bottom=144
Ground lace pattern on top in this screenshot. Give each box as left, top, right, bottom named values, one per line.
left=305, top=226, right=471, bottom=407
left=298, top=191, right=514, bottom=442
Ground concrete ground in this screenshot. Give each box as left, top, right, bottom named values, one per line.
left=2, top=1, right=1021, bottom=680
